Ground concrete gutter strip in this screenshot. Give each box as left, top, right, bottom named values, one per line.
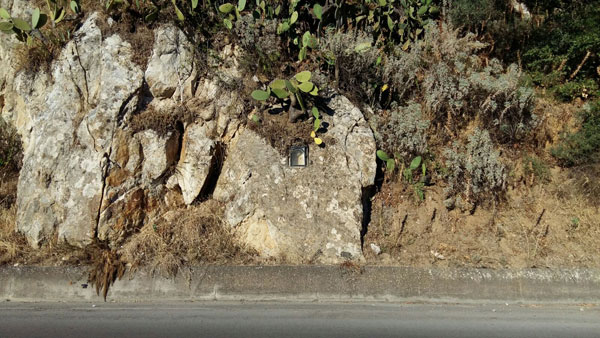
left=1, top=266, right=599, bottom=303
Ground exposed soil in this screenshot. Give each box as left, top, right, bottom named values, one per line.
left=364, top=162, right=600, bottom=269
left=248, top=106, right=315, bottom=156
left=363, top=96, right=600, bottom=268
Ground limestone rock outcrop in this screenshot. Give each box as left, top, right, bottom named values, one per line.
left=138, top=129, right=179, bottom=181
left=15, top=14, right=144, bottom=247
left=214, top=95, right=376, bottom=263
left=0, top=3, right=377, bottom=263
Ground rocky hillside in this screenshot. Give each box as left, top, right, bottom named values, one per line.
left=0, top=0, right=598, bottom=271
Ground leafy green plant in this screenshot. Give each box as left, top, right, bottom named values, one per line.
left=310, top=107, right=323, bottom=145
left=46, top=0, right=79, bottom=24
left=571, top=217, right=580, bottom=228
left=0, top=7, right=48, bottom=46
left=331, top=0, right=439, bottom=50
left=249, top=112, right=261, bottom=124
left=402, top=156, right=426, bottom=201
left=251, top=70, right=319, bottom=120
left=413, top=181, right=424, bottom=201
left=105, top=0, right=159, bottom=22
left=376, top=150, right=395, bottom=172
left=403, top=156, right=422, bottom=183
left=271, top=1, right=319, bottom=61
left=219, top=0, right=246, bottom=28
left=552, top=101, right=600, bottom=166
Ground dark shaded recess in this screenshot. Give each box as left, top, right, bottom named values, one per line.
left=360, top=163, right=385, bottom=248
left=174, top=121, right=185, bottom=164
left=195, top=142, right=225, bottom=204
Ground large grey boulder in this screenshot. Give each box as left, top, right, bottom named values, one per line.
left=213, top=95, right=376, bottom=263
left=15, top=14, right=144, bottom=247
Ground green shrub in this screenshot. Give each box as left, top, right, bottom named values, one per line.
left=523, top=154, right=550, bottom=184
left=449, top=0, right=599, bottom=103
left=381, top=39, right=421, bottom=101
left=554, top=79, right=599, bottom=102
left=552, top=101, right=600, bottom=166
left=444, top=128, right=506, bottom=206
left=447, top=0, right=506, bottom=33
left=234, top=15, right=283, bottom=77
left=523, top=2, right=600, bottom=84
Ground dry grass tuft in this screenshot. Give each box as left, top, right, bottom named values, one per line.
left=130, top=104, right=192, bottom=136
left=247, top=109, right=314, bottom=156
left=120, top=200, right=256, bottom=276
left=568, top=164, right=600, bottom=204
left=0, top=204, right=27, bottom=265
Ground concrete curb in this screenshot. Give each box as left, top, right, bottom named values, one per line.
left=1, top=266, right=600, bottom=303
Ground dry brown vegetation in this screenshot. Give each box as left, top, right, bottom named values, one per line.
left=120, top=200, right=257, bottom=277
left=247, top=107, right=315, bottom=156
left=130, top=103, right=192, bottom=135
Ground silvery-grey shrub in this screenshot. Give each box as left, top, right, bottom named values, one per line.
left=444, top=128, right=506, bottom=205
left=382, top=22, right=536, bottom=142
left=320, top=29, right=379, bottom=99
left=376, top=102, right=430, bottom=159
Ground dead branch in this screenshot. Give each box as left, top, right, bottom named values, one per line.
left=569, top=50, right=592, bottom=80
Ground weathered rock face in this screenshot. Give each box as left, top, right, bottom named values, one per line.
left=14, top=14, right=144, bottom=247
left=168, top=122, right=216, bottom=205
left=138, top=129, right=179, bottom=181
left=214, top=95, right=376, bottom=263
left=1, top=4, right=376, bottom=262
left=145, top=25, right=195, bottom=100
left=0, top=1, right=48, bottom=149
left=97, top=23, right=199, bottom=245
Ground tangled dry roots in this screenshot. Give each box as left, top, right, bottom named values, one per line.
left=88, top=249, right=126, bottom=301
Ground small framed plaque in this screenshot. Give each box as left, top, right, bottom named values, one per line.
left=289, top=145, right=308, bottom=167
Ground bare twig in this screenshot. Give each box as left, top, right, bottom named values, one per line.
left=534, top=208, right=546, bottom=228
left=394, top=214, right=408, bottom=248
left=556, top=58, right=567, bottom=73
left=569, top=50, right=591, bottom=80
left=531, top=208, right=548, bottom=263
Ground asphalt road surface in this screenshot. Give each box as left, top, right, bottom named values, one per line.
left=1, top=301, right=599, bottom=338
